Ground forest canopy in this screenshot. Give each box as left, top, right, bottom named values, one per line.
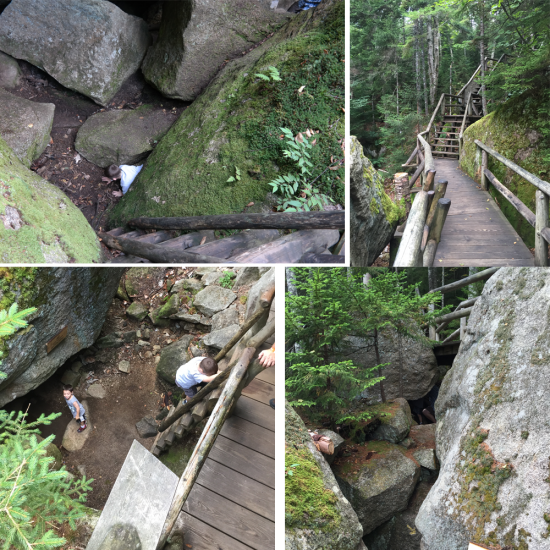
left=351, top=0, right=550, bottom=172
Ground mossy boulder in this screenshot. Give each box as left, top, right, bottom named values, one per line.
left=109, top=0, right=344, bottom=225
left=141, top=0, right=290, bottom=101
left=350, top=136, right=403, bottom=267
left=126, top=302, right=148, bottom=321
left=0, top=0, right=150, bottom=106
left=370, top=398, right=413, bottom=444
left=0, top=88, right=54, bottom=167
left=156, top=334, right=194, bottom=383
left=334, top=440, right=420, bottom=535
left=460, top=93, right=550, bottom=248
left=0, top=134, right=102, bottom=263
left=285, top=402, right=364, bottom=550
left=416, top=268, right=550, bottom=550
left=0, top=51, right=22, bottom=89
left=75, top=105, right=177, bottom=168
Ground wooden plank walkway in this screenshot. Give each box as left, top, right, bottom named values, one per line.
left=433, top=158, right=534, bottom=266
left=176, top=338, right=275, bottom=549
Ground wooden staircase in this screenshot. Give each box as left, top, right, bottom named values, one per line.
left=432, top=84, right=483, bottom=159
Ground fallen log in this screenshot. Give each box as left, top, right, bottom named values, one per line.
left=98, top=232, right=228, bottom=264
left=129, top=211, right=345, bottom=231
left=299, top=253, right=346, bottom=263
left=229, top=229, right=340, bottom=263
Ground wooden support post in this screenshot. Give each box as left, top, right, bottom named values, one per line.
left=191, top=401, right=209, bottom=423
left=476, top=144, right=481, bottom=180
left=426, top=190, right=435, bottom=213
left=535, top=189, right=549, bottom=267
left=427, top=198, right=451, bottom=243
left=207, top=388, right=223, bottom=413
left=156, top=349, right=255, bottom=550
left=426, top=180, right=448, bottom=228
left=460, top=316, right=467, bottom=340
left=481, top=150, right=488, bottom=191
left=428, top=304, right=436, bottom=340
left=423, top=169, right=436, bottom=192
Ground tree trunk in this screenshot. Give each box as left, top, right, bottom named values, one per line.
left=449, top=42, right=453, bottom=95
left=420, top=18, right=429, bottom=114
left=479, top=0, right=488, bottom=115
left=374, top=328, right=386, bottom=403
left=427, top=16, right=441, bottom=106
left=415, top=19, right=421, bottom=115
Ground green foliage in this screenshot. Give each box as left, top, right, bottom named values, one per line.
left=219, top=271, right=235, bottom=289
left=268, top=128, right=335, bottom=212
left=254, top=66, right=282, bottom=82
left=226, top=166, right=242, bottom=183
left=0, top=302, right=37, bottom=377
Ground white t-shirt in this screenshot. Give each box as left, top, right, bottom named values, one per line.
left=120, top=165, right=143, bottom=194
left=175, top=357, right=206, bottom=389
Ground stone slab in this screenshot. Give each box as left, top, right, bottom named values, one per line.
left=86, top=440, right=179, bottom=550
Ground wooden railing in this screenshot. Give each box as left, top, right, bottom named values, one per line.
left=474, top=139, right=550, bottom=266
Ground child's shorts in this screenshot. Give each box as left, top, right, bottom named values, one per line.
left=74, top=413, right=86, bottom=423
left=183, top=382, right=207, bottom=398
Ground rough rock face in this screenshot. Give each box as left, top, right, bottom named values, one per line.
left=75, top=105, right=177, bottom=168
left=0, top=51, right=22, bottom=89
left=285, top=402, right=364, bottom=550
left=0, top=88, right=54, bottom=167
left=156, top=334, right=194, bottom=383
left=371, top=398, right=413, bottom=444
left=141, top=0, right=289, bottom=101
left=202, top=324, right=240, bottom=350
left=193, top=286, right=237, bottom=317
left=364, top=481, right=433, bottom=550
left=0, top=268, right=124, bottom=406
left=343, top=328, right=438, bottom=404
left=350, top=137, right=398, bottom=267
left=0, top=134, right=102, bottom=263
left=0, top=0, right=150, bottom=106
left=334, top=441, right=420, bottom=535
left=416, top=268, right=550, bottom=550
left=108, top=0, right=343, bottom=224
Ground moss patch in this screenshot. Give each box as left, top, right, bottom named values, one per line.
left=285, top=444, right=340, bottom=530
left=460, top=93, right=550, bottom=248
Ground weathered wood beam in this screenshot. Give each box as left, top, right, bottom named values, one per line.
left=394, top=190, right=429, bottom=267
left=476, top=140, right=550, bottom=196
left=423, top=169, right=436, bottom=192
left=426, top=180, right=448, bottom=228
left=408, top=160, right=425, bottom=189
left=98, top=232, right=227, bottom=264
left=403, top=146, right=419, bottom=167
left=441, top=327, right=461, bottom=345
left=434, top=306, right=474, bottom=325
left=129, top=211, right=345, bottom=231
left=427, top=199, right=451, bottom=243
left=484, top=168, right=535, bottom=227
left=156, top=348, right=255, bottom=550
left=429, top=267, right=499, bottom=294
left=436, top=297, right=479, bottom=333
left=535, top=189, right=549, bottom=267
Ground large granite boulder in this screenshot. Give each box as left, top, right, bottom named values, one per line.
left=156, top=334, right=194, bottom=383
left=285, top=402, right=364, bottom=550
left=202, top=324, right=240, bottom=350
left=364, top=481, right=433, bottom=550
left=0, top=0, right=150, bottom=106
left=75, top=105, right=177, bottom=168
left=0, top=268, right=124, bottom=406
left=334, top=441, right=420, bottom=535
left=370, top=398, right=413, bottom=444
left=343, top=328, right=438, bottom=404
left=193, top=286, right=237, bottom=317
left=0, top=51, right=22, bottom=89
left=350, top=137, right=401, bottom=266
left=108, top=0, right=344, bottom=224
left=141, top=0, right=289, bottom=101
left=416, top=268, right=550, bottom=550
left=0, top=88, right=54, bottom=167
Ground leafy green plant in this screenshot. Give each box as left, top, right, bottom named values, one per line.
left=286, top=463, right=300, bottom=477
left=0, top=303, right=93, bottom=550
left=254, top=66, right=281, bottom=82
left=219, top=271, right=234, bottom=289
left=268, top=128, right=335, bottom=212
left=226, top=166, right=241, bottom=183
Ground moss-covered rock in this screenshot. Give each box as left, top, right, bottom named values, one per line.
left=75, top=105, right=177, bottom=168
left=0, top=134, right=102, bottom=263
left=285, top=402, right=363, bottom=550
left=350, top=136, right=403, bottom=266
left=156, top=334, right=194, bottom=383
left=0, top=51, right=22, bottom=89
left=460, top=93, right=550, bottom=248
left=109, top=0, right=344, bottom=226
left=370, top=398, right=413, bottom=444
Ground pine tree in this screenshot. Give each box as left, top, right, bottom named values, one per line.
left=0, top=304, right=93, bottom=550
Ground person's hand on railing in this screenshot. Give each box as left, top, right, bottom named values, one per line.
left=258, top=345, right=275, bottom=368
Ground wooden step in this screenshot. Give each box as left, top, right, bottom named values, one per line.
left=433, top=151, right=459, bottom=157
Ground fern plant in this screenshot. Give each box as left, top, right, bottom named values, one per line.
left=269, top=128, right=334, bottom=212
left=219, top=271, right=234, bottom=289
left=0, top=303, right=93, bottom=550
left=254, top=66, right=281, bottom=82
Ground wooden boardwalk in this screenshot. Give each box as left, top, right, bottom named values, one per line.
left=433, top=158, right=534, bottom=266
left=176, top=329, right=275, bottom=549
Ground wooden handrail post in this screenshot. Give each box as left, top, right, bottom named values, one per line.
left=156, top=348, right=256, bottom=550
left=535, top=190, right=549, bottom=266
left=426, top=180, right=448, bottom=228
left=481, top=150, right=488, bottom=191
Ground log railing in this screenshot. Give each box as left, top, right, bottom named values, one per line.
left=474, top=139, right=550, bottom=266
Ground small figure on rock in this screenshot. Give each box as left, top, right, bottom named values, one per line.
left=63, top=384, right=87, bottom=433
left=103, top=164, right=143, bottom=197
left=175, top=357, right=219, bottom=404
